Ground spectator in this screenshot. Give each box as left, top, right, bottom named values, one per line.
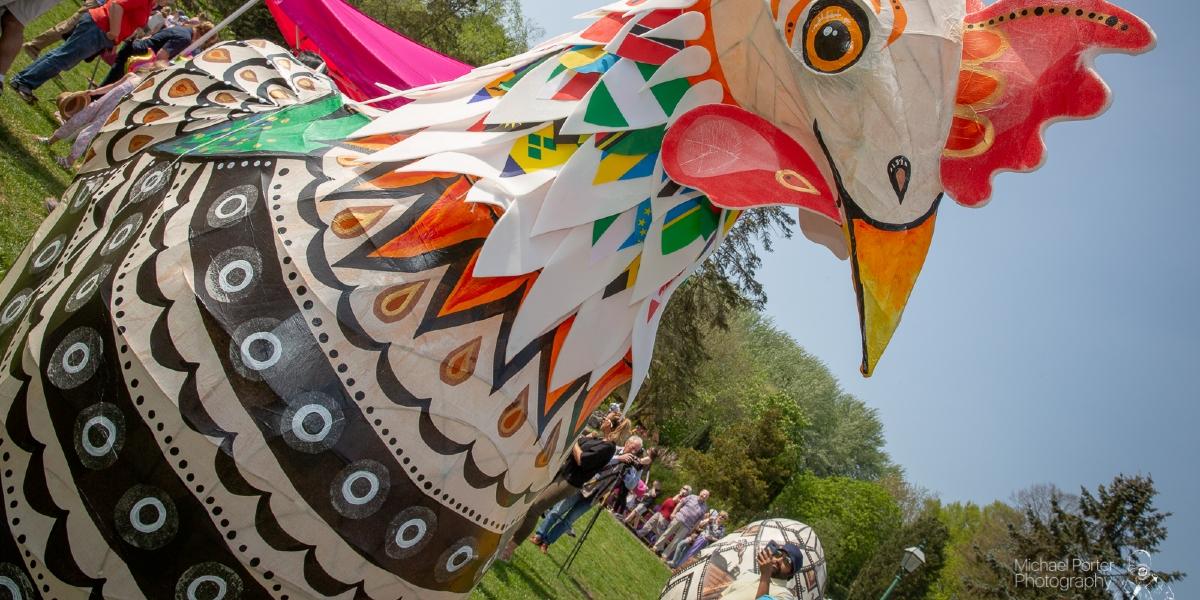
left=499, top=428, right=622, bottom=561
left=19, top=0, right=103, bottom=59
left=162, top=9, right=186, bottom=27
left=637, top=485, right=690, bottom=543
left=98, top=19, right=210, bottom=86
left=608, top=446, right=656, bottom=516
left=653, top=488, right=710, bottom=557
left=9, top=0, right=170, bottom=102
left=751, top=544, right=805, bottom=599
left=140, top=4, right=167, bottom=35
left=667, top=510, right=728, bottom=568
left=1, top=0, right=64, bottom=91
left=37, top=59, right=165, bottom=168
left=623, top=480, right=660, bottom=530
left=530, top=436, right=645, bottom=551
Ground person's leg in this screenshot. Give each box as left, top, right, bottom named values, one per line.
left=533, top=493, right=577, bottom=542
left=654, top=519, right=684, bottom=553
left=24, top=10, right=83, bottom=56
left=0, top=10, right=25, bottom=82
left=667, top=537, right=691, bottom=567
left=648, top=513, right=669, bottom=541
left=637, top=512, right=663, bottom=539
left=12, top=14, right=110, bottom=91
left=543, top=495, right=596, bottom=546
left=506, top=479, right=575, bottom=553
left=657, top=520, right=686, bottom=552
left=623, top=505, right=644, bottom=526
left=51, top=90, right=105, bottom=142
left=679, top=537, right=709, bottom=565
left=663, top=532, right=688, bottom=560
left=99, top=40, right=141, bottom=87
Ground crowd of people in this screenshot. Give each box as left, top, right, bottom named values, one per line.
left=1, top=0, right=213, bottom=167
left=502, top=404, right=740, bottom=575
left=503, top=404, right=809, bottom=600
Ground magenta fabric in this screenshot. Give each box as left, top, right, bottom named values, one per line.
left=266, top=0, right=470, bottom=107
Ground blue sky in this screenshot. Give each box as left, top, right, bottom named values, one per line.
left=519, top=0, right=1199, bottom=588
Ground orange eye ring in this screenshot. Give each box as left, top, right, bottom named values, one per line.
left=802, top=0, right=870, bottom=74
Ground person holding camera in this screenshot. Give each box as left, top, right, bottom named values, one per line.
left=530, top=435, right=647, bottom=551
left=754, top=542, right=805, bottom=599
left=499, top=428, right=622, bottom=560
left=608, top=446, right=656, bottom=516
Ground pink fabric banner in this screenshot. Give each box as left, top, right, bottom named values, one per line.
left=266, top=0, right=471, bottom=107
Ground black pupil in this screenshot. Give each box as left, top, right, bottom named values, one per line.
left=137, top=503, right=158, bottom=524
left=88, top=425, right=109, bottom=447
left=814, top=20, right=852, bottom=61
left=301, top=412, right=324, bottom=435
left=225, top=267, right=246, bottom=286
left=248, top=338, right=273, bottom=361
left=194, top=579, right=222, bottom=600
left=351, top=477, right=372, bottom=496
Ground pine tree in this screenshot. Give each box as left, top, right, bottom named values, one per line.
left=965, top=475, right=1184, bottom=599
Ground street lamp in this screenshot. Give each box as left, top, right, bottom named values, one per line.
left=879, top=546, right=926, bottom=600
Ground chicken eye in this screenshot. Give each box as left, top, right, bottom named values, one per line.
left=802, top=0, right=870, bottom=74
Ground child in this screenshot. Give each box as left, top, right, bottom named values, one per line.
left=38, top=60, right=165, bottom=168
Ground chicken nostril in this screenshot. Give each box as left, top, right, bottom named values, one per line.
left=888, top=156, right=911, bottom=204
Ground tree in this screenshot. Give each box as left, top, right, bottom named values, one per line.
left=927, top=500, right=1024, bottom=600
left=632, top=208, right=794, bottom=432
left=676, top=390, right=807, bottom=522
left=181, top=0, right=285, bottom=44
left=965, top=475, right=1185, bottom=599
left=848, top=504, right=950, bottom=600
left=1013, top=482, right=1078, bottom=525
left=878, top=471, right=938, bottom=526
left=738, top=312, right=892, bottom=480
left=770, top=474, right=903, bottom=597
left=187, top=0, right=539, bottom=66
left=350, top=0, right=540, bottom=65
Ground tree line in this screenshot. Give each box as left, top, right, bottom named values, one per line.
left=182, top=0, right=539, bottom=66
left=633, top=304, right=1183, bottom=598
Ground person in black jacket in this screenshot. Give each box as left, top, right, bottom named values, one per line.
left=497, top=418, right=624, bottom=560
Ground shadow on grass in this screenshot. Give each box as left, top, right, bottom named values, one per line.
left=475, top=561, right=559, bottom=600
left=475, top=546, right=600, bottom=600
left=0, top=118, right=68, bottom=197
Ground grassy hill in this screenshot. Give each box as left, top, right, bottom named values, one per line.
left=473, top=510, right=671, bottom=600
left=0, top=2, right=92, bottom=274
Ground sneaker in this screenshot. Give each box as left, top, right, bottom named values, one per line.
left=23, top=43, right=38, bottom=59
left=9, top=80, right=37, bottom=104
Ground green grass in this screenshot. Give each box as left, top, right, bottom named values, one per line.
left=0, top=2, right=95, bottom=274
left=472, top=509, right=671, bottom=600
left=0, top=0, right=218, bottom=276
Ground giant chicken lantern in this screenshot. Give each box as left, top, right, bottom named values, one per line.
left=0, top=0, right=1152, bottom=597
